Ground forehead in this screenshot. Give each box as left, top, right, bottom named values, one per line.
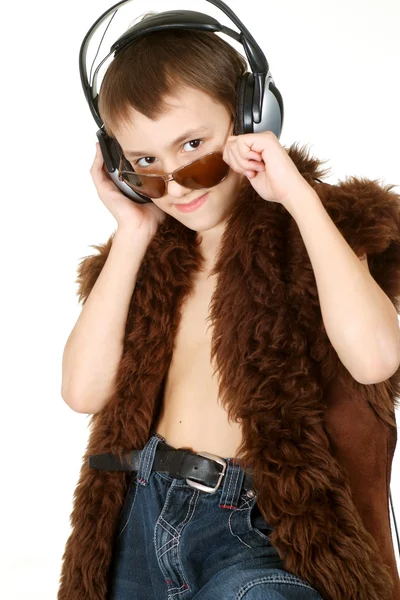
left=115, top=86, right=230, bottom=154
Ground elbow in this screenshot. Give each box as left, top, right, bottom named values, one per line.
left=352, top=354, right=400, bottom=385
left=61, top=384, right=99, bottom=414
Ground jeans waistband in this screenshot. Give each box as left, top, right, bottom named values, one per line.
left=139, top=433, right=255, bottom=509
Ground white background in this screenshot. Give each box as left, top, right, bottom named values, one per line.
left=1, top=0, right=399, bottom=598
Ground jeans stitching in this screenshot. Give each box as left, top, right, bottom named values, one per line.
left=158, top=541, right=179, bottom=560
left=242, top=495, right=272, bottom=541
left=235, top=574, right=323, bottom=600
left=234, top=465, right=242, bottom=498
left=167, top=584, right=190, bottom=598
left=157, top=520, right=180, bottom=557
left=245, top=496, right=256, bottom=530
left=141, top=440, right=151, bottom=480
left=172, top=488, right=199, bottom=588
left=239, top=496, right=252, bottom=511
left=224, top=463, right=235, bottom=505
left=181, top=486, right=198, bottom=524
left=228, top=496, right=262, bottom=549
left=226, top=462, right=241, bottom=506
left=157, top=472, right=174, bottom=482
left=155, top=484, right=197, bottom=591
left=252, top=527, right=271, bottom=541
left=159, top=515, right=181, bottom=537
left=155, top=483, right=195, bottom=575
left=115, top=478, right=138, bottom=541
left=157, top=484, right=198, bottom=556
left=228, top=496, right=253, bottom=549
left=154, top=476, right=178, bottom=561
left=142, top=436, right=157, bottom=481
left=157, top=524, right=179, bottom=553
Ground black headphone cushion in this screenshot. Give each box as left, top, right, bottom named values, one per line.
left=234, top=74, right=248, bottom=136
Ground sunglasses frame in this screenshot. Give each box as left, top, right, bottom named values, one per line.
left=118, top=150, right=229, bottom=199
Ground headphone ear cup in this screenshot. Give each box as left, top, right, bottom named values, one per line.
left=234, top=75, right=246, bottom=136
left=96, top=129, right=121, bottom=172
left=95, top=128, right=152, bottom=204
left=234, top=73, right=254, bottom=136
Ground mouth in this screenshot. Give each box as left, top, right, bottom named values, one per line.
left=175, top=193, right=207, bottom=206
left=174, top=192, right=209, bottom=213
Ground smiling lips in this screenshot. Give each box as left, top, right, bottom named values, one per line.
left=177, top=194, right=205, bottom=206
left=174, top=193, right=209, bottom=212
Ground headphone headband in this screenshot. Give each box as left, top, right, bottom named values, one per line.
left=79, top=0, right=270, bottom=129
left=110, top=8, right=268, bottom=73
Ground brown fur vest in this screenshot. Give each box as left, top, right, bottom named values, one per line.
left=58, top=143, right=400, bottom=600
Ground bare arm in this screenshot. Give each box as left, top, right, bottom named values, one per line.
left=61, top=227, right=152, bottom=414
left=286, top=188, right=400, bottom=384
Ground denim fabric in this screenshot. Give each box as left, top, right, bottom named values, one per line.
left=107, top=433, right=323, bottom=600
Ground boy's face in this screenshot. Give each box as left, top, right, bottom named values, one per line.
left=114, top=85, right=245, bottom=233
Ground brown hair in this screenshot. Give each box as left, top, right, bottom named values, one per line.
left=98, top=12, right=248, bottom=140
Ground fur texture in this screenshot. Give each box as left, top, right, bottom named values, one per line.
left=58, top=143, right=400, bottom=599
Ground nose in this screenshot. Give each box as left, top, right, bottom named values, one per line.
left=166, top=177, right=192, bottom=199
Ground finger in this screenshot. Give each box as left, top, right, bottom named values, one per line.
left=225, top=138, right=261, bottom=162
left=91, top=152, right=105, bottom=177
left=90, top=157, right=110, bottom=187
left=237, top=156, right=265, bottom=172
left=239, top=148, right=263, bottom=162
left=229, top=144, right=264, bottom=169
left=222, top=143, right=231, bottom=166
left=223, top=145, right=242, bottom=174
left=226, top=144, right=265, bottom=176
left=92, top=143, right=103, bottom=165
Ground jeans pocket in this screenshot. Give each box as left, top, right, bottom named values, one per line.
left=250, top=498, right=274, bottom=540
left=229, top=490, right=274, bottom=548
left=115, top=473, right=138, bottom=541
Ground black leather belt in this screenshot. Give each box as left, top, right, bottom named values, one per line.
left=88, top=442, right=254, bottom=494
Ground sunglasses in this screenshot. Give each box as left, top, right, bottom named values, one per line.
left=118, top=151, right=230, bottom=199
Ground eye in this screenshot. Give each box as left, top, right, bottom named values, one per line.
left=135, top=156, right=156, bottom=168
left=134, top=139, right=203, bottom=168
left=183, top=139, right=203, bottom=151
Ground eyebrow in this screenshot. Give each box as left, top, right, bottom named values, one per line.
left=123, top=127, right=211, bottom=158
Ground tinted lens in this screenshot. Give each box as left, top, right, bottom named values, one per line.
left=119, top=151, right=229, bottom=199
left=120, top=172, right=165, bottom=198
left=119, top=159, right=165, bottom=198
left=174, top=152, right=229, bottom=188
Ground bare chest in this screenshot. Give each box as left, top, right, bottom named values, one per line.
left=154, top=271, right=243, bottom=458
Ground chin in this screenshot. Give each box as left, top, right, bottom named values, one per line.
left=193, top=210, right=232, bottom=233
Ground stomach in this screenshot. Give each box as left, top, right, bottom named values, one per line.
left=153, top=388, right=244, bottom=459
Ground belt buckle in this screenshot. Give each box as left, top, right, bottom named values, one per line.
left=186, top=451, right=227, bottom=493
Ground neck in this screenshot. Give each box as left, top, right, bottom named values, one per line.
left=196, top=219, right=227, bottom=271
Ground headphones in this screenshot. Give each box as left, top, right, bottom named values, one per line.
left=79, top=0, right=284, bottom=204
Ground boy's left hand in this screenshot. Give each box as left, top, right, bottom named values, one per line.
left=222, top=131, right=314, bottom=210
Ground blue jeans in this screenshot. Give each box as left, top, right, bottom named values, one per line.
left=107, top=433, right=323, bottom=600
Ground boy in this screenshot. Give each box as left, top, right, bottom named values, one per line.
left=59, top=10, right=400, bottom=600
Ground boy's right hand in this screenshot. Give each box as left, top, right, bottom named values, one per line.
left=90, top=143, right=166, bottom=238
